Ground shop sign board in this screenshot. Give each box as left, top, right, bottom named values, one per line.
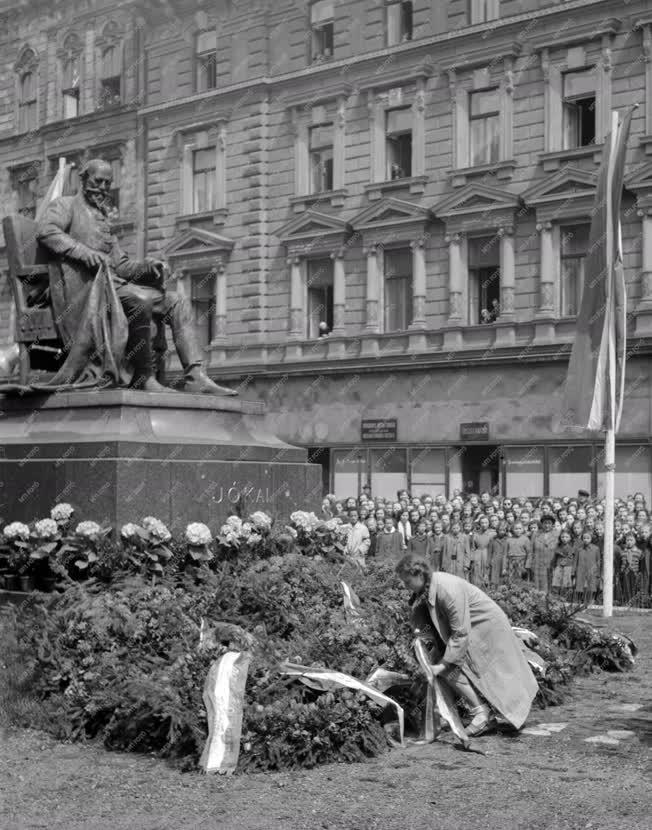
left=460, top=422, right=490, bottom=441
left=361, top=419, right=397, bottom=441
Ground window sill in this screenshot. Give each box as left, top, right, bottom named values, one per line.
left=176, top=208, right=228, bottom=229
left=450, top=160, right=516, bottom=188
left=365, top=175, right=429, bottom=201
left=539, top=144, right=603, bottom=172
left=290, top=189, right=348, bottom=213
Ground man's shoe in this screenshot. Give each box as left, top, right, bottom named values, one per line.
left=184, top=369, right=237, bottom=396
left=465, top=705, right=493, bottom=737
left=130, top=375, right=170, bottom=393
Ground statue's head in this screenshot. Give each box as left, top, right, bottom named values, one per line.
left=80, top=158, right=113, bottom=212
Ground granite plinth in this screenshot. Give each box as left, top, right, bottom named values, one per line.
left=0, top=390, right=322, bottom=532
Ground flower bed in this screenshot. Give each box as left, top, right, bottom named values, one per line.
left=0, top=504, right=637, bottom=773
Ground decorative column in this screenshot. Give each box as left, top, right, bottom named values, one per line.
left=534, top=220, right=556, bottom=342
left=595, top=39, right=613, bottom=144
left=408, top=238, right=427, bottom=352
left=410, top=79, right=427, bottom=193
left=286, top=255, right=304, bottom=360
left=443, top=232, right=464, bottom=349
left=501, top=59, right=515, bottom=163
left=635, top=208, right=652, bottom=335
left=361, top=243, right=380, bottom=356
left=368, top=92, right=385, bottom=188
left=495, top=225, right=516, bottom=345
left=328, top=247, right=347, bottom=357
left=216, top=121, right=227, bottom=213
left=641, top=22, right=652, bottom=146
left=333, top=95, right=347, bottom=199
left=292, top=107, right=309, bottom=197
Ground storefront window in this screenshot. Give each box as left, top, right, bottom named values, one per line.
left=410, top=448, right=446, bottom=497
left=447, top=447, right=465, bottom=498
left=371, top=448, right=407, bottom=501
left=332, top=449, right=365, bottom=499
left=596, top=445, right=652, bottom=504
left=504, top=446, right=544, bottom=498
left=548, top=445, right=592, bottom=497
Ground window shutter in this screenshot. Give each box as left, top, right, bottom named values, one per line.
left=563, top=68, right=595, bottom=99
left=311, top=1, right=334, bottom=24
left=386, top=107, right=411, bottom=134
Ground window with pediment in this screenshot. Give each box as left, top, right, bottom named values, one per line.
left=306, top=258, right=334, bottom=338
left=15, top=47, right=38, bottom=132
left=382, top=247, right=413, bottom=331
left=559, top=224, right=590, bottom=317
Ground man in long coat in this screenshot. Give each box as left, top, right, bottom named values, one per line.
left=399, top=559, right=538, bottom=736
left=37, top=158, right=234, bottom=394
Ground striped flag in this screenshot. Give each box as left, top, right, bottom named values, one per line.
left=560, top=107, right=635, bottom=433
left=35, top=157, right=68, bottom=222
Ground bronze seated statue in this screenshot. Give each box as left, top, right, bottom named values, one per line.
left=2, top=158, right=235, bottom=396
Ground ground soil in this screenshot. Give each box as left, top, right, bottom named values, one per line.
left=1, top=610, right=651, bottom=830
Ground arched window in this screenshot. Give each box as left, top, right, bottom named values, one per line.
left=98, top=23, right=122, bottom=109
left=15, top=47, right=38, bottom=132
left=60, top=34, right=82, bottom=119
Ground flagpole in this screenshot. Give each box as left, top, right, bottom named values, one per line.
left=602, top=110, right=620, bottom=619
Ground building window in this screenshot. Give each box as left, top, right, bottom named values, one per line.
left=11, top=166, right=39, bottom=218
left=333, top=449, right=366, bottom=498
left=309, top=123, right=334, bottom=194
left=469, top=88, right=500, bottom=166
left=562, top=69, right=595, bottom=150
left=387, top=1, right=413, bottom=46
left=192, top=147, right=216, bottom=214
left=410, top=448, right=446, bottom=495
left=371, top=448, right=408, bottom=501
left=190, top=273, right=215, bottom=349
left=386, top=107, right=412, bottom=180
left=470, top=0, right=499, bottom=24
left=195, top=31, right=217, bottom=92
left=62, top=56, right=80, bottom=119
left=549, top=445, right=592, bottom=496
left=504, top=446, right=544, bottom=498
left=307, top=258, right=334, bottom=338
left=468, top=235, right=500, bottom=324
left=383, top=247, right=413, bottom=331
left=597, top=446, right=652, bottom=505
left=560, top=224, right=589, bottom=317
left=99, top=46, right=121, bottom=108
left=18, top=70, right=37, bottom=132
left=310, top=1, right=334, bottom=64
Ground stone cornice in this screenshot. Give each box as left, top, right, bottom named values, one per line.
left=355, top=61, right=435, bottom=93
left=281, top=83, right=355, bottom=110
left=528, top=16, right=622, bottom=53
left=444, top=41, right=522, bottom=74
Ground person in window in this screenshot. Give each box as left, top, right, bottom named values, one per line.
left=390, top=162, right=404, bottom=180
left=318, top=321, right=329, bottom=338
left=397, top=556, right=538, bottom=737
left=480, top=308, right=492, bottom=324
left=489, top=299, right=500, bottom=322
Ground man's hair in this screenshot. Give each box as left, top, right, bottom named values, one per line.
left=80, top=158, right=111, bottom=182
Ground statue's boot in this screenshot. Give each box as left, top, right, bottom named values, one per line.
left=184, top=367, right=237, bottom=396
left=130, top=374, right=170, bottom=393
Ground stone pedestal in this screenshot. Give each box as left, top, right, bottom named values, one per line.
left=0, top=390, right=322, bottom=534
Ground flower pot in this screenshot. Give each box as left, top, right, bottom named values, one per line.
left=19, top=575, right=35, bottom=592
left=3, top=574, right=20, bottom=592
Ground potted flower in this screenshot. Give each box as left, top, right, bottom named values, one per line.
left=184, top=522, right=214, bottom=566
left=56, top=520, right=111, bottom=582
left=121, top=517, right=174, bottom=583
left=29, top=517, right=63, bottom=591
left=1, top=522, right=32, bottom=591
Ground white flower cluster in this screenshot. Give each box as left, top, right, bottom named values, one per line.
left=250, top=511, right=272, bottom=531
left=34, top=518, right=59, bottom=539
left=75, top=521, right=101, bottom=538
left=290, top=511, right=322, bottom=532
left=50, top=503, right=74, bottom=523
left=219, top=515, right=243, bottom=546
left=142, top=516, right=172, bottom=542
left=3, top=521, right=30, bottom=541
left=120, top=523, right=142, bottom=540
left=185, top=522, right=212, bottom=546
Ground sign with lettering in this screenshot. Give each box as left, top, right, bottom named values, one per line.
left=361, top=419, right=398, bottom=441
left=460, top=422, right=490, bottom=441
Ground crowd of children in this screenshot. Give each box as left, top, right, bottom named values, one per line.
left=325, top=487, right=651, bottom=605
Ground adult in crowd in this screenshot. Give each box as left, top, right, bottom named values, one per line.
left=396, top=555, right=539, bottom=736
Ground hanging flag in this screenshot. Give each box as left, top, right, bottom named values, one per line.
left=559, top=107, right=635, bottom=433
left=35, top=157, right=68, bottom=222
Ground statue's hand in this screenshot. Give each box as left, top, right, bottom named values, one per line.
left=76, top=246, right=111, bottom=271
left=145, top=258, right=168, bottom=282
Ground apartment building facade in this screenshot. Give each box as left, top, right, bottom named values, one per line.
left=1, top=0, right=652, bottom=500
